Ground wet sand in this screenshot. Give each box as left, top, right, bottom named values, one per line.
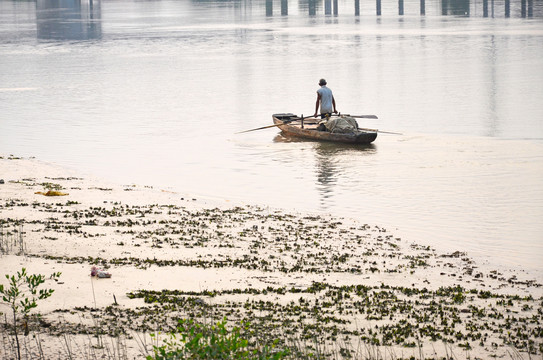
left=1, top=155, right=541, bottom=359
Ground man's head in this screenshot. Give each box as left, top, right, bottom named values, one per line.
left=319, top=78, right=327, bottom=86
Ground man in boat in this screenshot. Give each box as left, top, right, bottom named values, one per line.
left=313, top=78, right=338, bottom=119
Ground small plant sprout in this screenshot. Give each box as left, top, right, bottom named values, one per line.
left=0, top=267, right=61, bottom=360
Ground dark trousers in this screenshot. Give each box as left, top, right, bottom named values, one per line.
left=320, top=113, right=332, bottom=119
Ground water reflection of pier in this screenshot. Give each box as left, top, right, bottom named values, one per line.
left=264, top=0, right=539, bottom=17
left=37, top=0, right=101, bottom=40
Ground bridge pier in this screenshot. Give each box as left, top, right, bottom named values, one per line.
left=283, top=0, right=534, bottom=18
left=325, top=0, right=331, bottom=14
left=309, top=0, right=316, bottom=15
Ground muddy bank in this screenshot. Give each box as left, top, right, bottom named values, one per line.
left=1, top=155, right=541, bottom=359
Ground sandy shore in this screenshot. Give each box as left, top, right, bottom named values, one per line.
left=1, top=155, right=541, bottom=359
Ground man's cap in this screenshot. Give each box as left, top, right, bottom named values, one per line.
left=319, top=78, right=327, bottom=86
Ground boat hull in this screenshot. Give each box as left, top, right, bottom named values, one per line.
left=272, top=114, right=377, bottom=144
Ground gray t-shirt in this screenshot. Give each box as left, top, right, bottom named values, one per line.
left=317, top=86, right=333, bottom=114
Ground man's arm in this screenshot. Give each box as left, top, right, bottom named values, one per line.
left=314, top=93, right=321, bottom=117
left=332, top=96, right=337, bottom=113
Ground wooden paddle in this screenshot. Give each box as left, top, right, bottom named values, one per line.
left=236, top=118, right=301, bottom=134
left=305, top=114, right=379, bottom=119
left=358, top=127, right=403, bottom=135
left=335, top=114, right=379, bottom=119
left=236, top=113, right=380, bottom=134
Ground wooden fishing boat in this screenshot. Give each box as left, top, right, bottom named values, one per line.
left=272, top=113, right=378, bottom=144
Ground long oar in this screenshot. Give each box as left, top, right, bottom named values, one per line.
left=292, top=114, right=380, bottom=122
left=304, top=115, right=399, bottom=134
left=358, top=127, right=403, bottom=135
left=306, top=113, right=379, bottom=119
left=338, top=114, right=378, bottom=119
left=236, top=114, right=381, bottom=134
left=236, top=118, right=301, bottom=134
left=236, top=123, right=284, bottom=134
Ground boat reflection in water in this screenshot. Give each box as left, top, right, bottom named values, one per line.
left=37, top=0, right=101, bottom=40
left=273, top=134, right=376, bottom=210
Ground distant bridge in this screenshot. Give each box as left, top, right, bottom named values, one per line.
left=264, top=0, right=539, bottom=17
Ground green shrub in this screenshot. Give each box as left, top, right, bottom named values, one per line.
left=0, top=267, right=61, bottom=360
left=148, top=318, right=289, bottom=360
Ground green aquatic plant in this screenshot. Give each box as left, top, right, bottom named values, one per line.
left=148, top=318, right=289, bottom=360
left=0, top=268, right=61, bottom=360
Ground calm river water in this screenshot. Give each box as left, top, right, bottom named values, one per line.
left=1, top=0, right=542, bottom=272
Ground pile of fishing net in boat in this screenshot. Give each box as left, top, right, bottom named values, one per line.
left=325, top=116, right=359, bottom=133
